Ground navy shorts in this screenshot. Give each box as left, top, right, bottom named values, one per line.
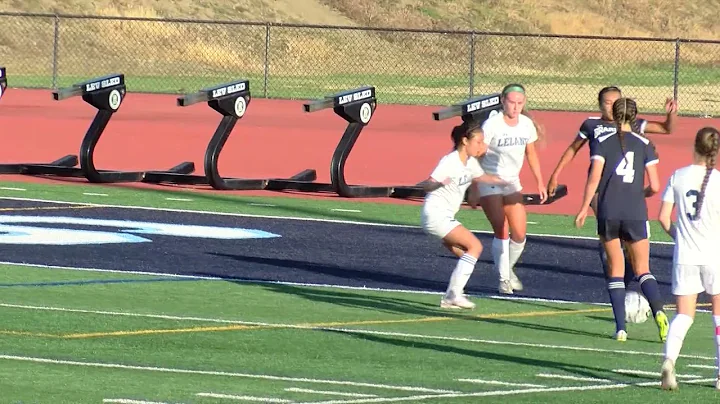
left=597, top=219, right=648, bottom=242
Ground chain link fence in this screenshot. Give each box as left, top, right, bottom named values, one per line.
left=1, top=12, right=719, bottom=116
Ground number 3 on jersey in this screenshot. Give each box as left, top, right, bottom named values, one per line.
left=686, top=189, right=700, bottom=221
left=614, top=152, right=635, bottom=183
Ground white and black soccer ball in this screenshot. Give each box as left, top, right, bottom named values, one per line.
left=625, top=291, right=651, bottom=324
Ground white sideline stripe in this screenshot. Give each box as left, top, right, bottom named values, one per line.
left=688, top=364, right=717, bottom=370
left=536, top=373, right=611, bottom=383
left=165, top=198, right=193, bottom=202
left=457, top=378, right=545, bottom=388
left=0, top=354, right=459, bottom=394
left=0, top=260, right=612, bottom=306
left=0, top=302, right=715, bottom=362
left=103, top=400, right=176, bottom=404
left=331, top=209, right=362, bottom=213
left=284, top=388, right=377, bottom=397
left=526, top=221, right=538, bottom=225
left=0, top=196, right=674, bottom=245
left=302, top=378, right=719, bottom=404
left=613, top=369, right=702, bottom=379
left=82, top=193, right=108, bottom=196
left=196, top=393, right=292, bottom=402
left=248, top=203, right=276, bottom=207
left=0, top=187, right=26, bottom=191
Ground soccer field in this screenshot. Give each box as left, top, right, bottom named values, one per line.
left=0, top=181, right=717, bottom=403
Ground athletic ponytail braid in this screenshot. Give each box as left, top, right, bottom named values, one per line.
left=695, top=127, right=720, bottom=219
left=612, top=97, right=639, bottom=165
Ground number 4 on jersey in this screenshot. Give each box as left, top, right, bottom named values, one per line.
left=614, top=151, right=635, bottom=183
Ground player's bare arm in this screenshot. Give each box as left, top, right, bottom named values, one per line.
left=644, top=163, right=661, bottom=197
left=575, top=159, right=604, bottom=228
left=657, top=201, right=677, bottom=240
left=643, top=97, right=678, bottom=134
left=525, top=142, right=547, bottom=203
left=548, top=137, right=588, bottom=196
left=422, top=176, right=452, bottom=193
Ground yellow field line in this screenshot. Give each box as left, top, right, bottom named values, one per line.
left=0, top=205, right=97, bottom=212
left=59, top=307, right=614, bottom=340
left=9, top=305, right=706, bottom=341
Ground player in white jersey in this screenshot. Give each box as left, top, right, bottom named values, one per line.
left=476, top=83, right=547, bottom=294
left=421, top=121, right=507, bottom=309
left=658, top=126, right=720, bottom=391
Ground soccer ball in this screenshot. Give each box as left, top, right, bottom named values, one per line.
left=625, top=291, right=651, bottom=324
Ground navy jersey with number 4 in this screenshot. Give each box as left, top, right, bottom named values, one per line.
left=590, top=131, right=659, bottom=221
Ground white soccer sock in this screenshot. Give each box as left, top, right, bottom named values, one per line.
left=446, top=253, right=477, bottom=298
left=492, top=237, right=511, bottom=282
left=509, top=238, right=526, bottom=270
left=714, top=315, right=720, bottom=374
left=664, top=314, right=693, bottom=363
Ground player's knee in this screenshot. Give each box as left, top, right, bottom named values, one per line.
left=466, top=239, right=483, bottom=259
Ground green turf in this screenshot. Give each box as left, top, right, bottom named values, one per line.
left=0, top=263, right=717, bottom=403
left=0, top=180, right=699, bottom=403
left=0, top=179, right=675, bottom=242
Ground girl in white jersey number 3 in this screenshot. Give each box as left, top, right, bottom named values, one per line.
left=478, top=84, right=548, bottom=294
left=421, top=121, right=507, bottom=309
left=658, top=126, right=720, bottom=391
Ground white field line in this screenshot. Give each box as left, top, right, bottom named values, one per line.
left=0, top=187, right=26, bottom=191
left=103, top=400, right=177, bottom=404
left=330, top=209, right=362, bottom=213
left=536, top=373, right=612, bottom=383
left=285, top=388, right=377, bottom=397
left=165, top=198, right=193, bottom=202
left=0, top=302, right=715, bottom=362
left=298, top=378, right=719, bottom=404
left=0, top=260, right=613, bottom=306
left=613, top=369, right=702, bottom=379
left=0, top=196, right=674, bottom=245
left=248, top=203, right=276, bottom=207
left=0, top=354, right=458, bottom=394
left=196, top=393, right=292, bottom=402
left=457, top=378, right=545, bottom=388
left=688, top=364, right=717, bottom=370
left=82, top=193, right=108, bottom=196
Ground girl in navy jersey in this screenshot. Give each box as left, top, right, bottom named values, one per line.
left=574, top=97, right=669, bottom=342
left=421, top=121, right=507, bottom=309
left=549, top=87, right=677, bottom=284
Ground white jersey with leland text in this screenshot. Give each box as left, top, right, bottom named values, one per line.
left=661, top=164, right=720, bottom=265
left=423, top=150, right=485, bottom=216
left=480, top=113, right=538, bottom=181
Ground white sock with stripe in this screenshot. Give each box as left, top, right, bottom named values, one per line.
left=492, top=237, right=510, bottom=282
left=446, top=253, right=477, bottom=298
left=714, top=315, right=720, bottom=375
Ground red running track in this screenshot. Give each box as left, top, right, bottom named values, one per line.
left=1, top=89, right=718, bottom=217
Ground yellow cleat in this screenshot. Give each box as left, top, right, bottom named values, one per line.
left=615, top=330, right=627, bottom=341
left=656, top=311, right=669, bottom=343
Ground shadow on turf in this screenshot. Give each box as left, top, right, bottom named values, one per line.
left=323, top=329, right=660, bottom=385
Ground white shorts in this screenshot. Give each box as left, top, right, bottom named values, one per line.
left=672, top=263, right=720, bottom=296
left=477, top=178, right=523, bottom=197
left=421, top=210, right=461, bottom=240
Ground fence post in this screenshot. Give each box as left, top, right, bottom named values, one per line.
left=51, top=14, right=60, bottom=89
left=468, top=32, right=476, bottom=98
left=672, top=38, right=680, bottom=102
left=263, top=23, right=270, bottom=98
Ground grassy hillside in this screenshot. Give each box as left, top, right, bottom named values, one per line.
left=2, top=0, right=720, bottom=114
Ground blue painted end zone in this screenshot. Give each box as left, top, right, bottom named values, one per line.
left=0, top=199, right=689, bottom=305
